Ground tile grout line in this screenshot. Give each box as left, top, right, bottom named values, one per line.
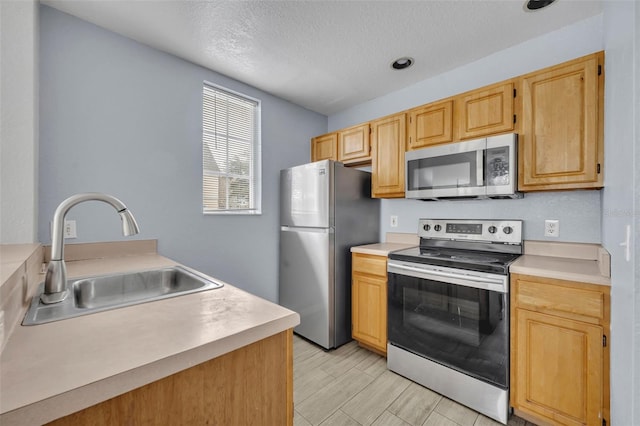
left=293, top=336, right=527, bottom=426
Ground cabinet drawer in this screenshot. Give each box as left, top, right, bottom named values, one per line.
left=352, top=253, right=387, bottom=277
left=513, top=274, right=607, bottom=323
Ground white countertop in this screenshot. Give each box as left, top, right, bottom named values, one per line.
left=0, top=253, right=300, bottom=425
left=350, top=242, right=417, bottom=256
left=510, top=254, right=610, bottom=286
left=0, top=244, right=41, bottom=283
left=350, top=232, right=419, bottom=256
left=510, top=240, right=611, bottom=286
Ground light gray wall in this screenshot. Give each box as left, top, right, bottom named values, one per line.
left=382, top=192, right=601, bottom=242
left=602, top=1, right=639, bottom=424
left=330, top=14, right=604, bottom=244
left=635, top=1, right=640, bottom=419
left=0, top=0, right=38, bottom=244
left=39, top=6, right=326, bottom=302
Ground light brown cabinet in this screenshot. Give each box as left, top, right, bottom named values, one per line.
left=456, top=81, right=516, bottom=140
left=407, top=99, right=454, bottom=150
left=351, top=253, right=387, bottom=355
left=310, top=51, right=605, bottom=195
left=338, top=123, right=370, bottom=164
left=47, top=330, right=294, bottom=426
left=510, top=274, right=610, bottom=426
left=371, top=112, right=406, bottom=198
left=518, top=52, right=604, bottom=191
left=311, top=132, right=338, bottom=162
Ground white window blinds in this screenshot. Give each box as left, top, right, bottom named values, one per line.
left=202, top=82, right=261, bottom=214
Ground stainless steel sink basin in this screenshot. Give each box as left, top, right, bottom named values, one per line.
left=23, top=266, right=223, bottom=325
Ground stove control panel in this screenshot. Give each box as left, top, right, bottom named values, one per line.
left=418, top=219, right=522, bottom=244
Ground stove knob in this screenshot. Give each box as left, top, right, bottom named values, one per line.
left=488, top=226, right=497, bottom=234
left=503, top=226, right=513, bottom=235
left=434, top=225, right=442, bottom=232
left=422, top=224, right=431, bottom=232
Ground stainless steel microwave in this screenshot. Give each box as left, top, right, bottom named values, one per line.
left=405, top=133, right=522, bottom=200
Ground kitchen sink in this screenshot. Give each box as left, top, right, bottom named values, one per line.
left=23, top=266, right=224, bottom=325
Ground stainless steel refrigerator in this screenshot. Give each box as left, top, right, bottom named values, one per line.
left=279, top=160, right=380, bottom=349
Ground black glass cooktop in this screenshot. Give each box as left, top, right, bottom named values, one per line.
left=388, top=246, right=520, bottom=275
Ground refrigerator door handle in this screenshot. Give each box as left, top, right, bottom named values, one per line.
left=280, top=226, right=334, bottom=234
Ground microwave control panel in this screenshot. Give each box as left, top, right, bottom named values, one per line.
left=486, top=146, right=511, bottom=186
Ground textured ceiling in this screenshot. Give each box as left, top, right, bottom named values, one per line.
left=42, top=0, right=603, bottom=116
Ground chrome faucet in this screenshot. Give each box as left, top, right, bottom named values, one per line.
left=41, top=193, right=140, bottom=304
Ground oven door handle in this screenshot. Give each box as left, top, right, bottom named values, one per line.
left=388, top=262, right=506, bottom=287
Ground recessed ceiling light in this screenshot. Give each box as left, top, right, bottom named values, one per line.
left=391, top=57, right=414, bottom=70
left=525, top=0, right=557, bottom=11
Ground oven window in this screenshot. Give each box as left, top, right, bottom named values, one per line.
left=388, top=273, right=508, bottom=388
left=407, top=151, right=479, bottom=191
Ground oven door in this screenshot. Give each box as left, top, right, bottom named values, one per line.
left=387, top=261, right=509, bottom=389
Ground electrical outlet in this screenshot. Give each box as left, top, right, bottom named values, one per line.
left=390, top=215, right=398, bottom=228
left=64, top=220, right=77, bottom=239
left=544, top=220, right=559, bottom=237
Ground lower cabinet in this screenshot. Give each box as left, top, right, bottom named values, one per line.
left=352, top=253, right=387, bottom=355
left=46, top=330, right=294, bottom=426
left=510, top=274, right=610, bottom=426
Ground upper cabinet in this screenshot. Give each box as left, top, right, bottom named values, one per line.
left=371, top=113, right=406, bottom=198
left=407, top=99, right=454, bottom=150
left=311, top=132, right=338, bottom=162
left=456, top=81, right=516, bottom=140
left=518, top=52, right=604, bottom=191
left=309, top=51, right=605, bottom=195
left=338, top=123, right=371, bottom=164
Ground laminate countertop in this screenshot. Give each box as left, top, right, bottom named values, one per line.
left=510, top=255, right=611, bottom=286
left=350, top=242, right=418, bottom=256
left=509, top=240, right=611, bottom=286
left=0, top=251, right=300, bottom=425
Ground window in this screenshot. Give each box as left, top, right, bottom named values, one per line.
left=202, top=82, right=261, bottom=214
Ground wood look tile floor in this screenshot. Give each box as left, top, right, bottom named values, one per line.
left=293, top=335, right=537, bottom=426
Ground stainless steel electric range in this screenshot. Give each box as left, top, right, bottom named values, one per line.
left=386, top=219, right=523, bottom=425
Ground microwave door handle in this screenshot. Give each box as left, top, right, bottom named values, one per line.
left=476, top=149, right=485, bottom=186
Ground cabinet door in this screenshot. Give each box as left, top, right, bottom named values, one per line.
left=456, top=82, right=515, bottom=140
left=512, top=309, right=603, bottom=426
left=311, top=133, right=337, bottom=162
left=371, top=113, right=406, bottom=198
left=338, top=123, right=370, bottom=164
left=352, top=273, right=387, bottom=354
left=407, top=100, right=454, bottom=150
left=519, top=53, right=604, bottom=191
